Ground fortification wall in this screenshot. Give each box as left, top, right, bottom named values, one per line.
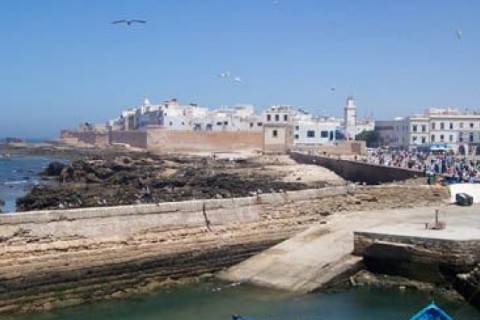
left=0, top=185, right=447, bottom=313
left=290, top=152, right=424, bottom=185
left=293, top=141, right=366, bottom=156
left=109, top=131, right=148, bottom=149
left=60, top=131, right=109, bottom=147
left=146, top=129, right=262, bottom=153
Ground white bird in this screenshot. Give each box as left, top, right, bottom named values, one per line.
left=234, top=77, right=242, bottom=82
left=218, top=71, right=231, bottom=78
left=112, top=19, right=146, bottom=25
left=455, top=28, right=462, bottom=40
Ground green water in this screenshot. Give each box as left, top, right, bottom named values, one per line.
left=9, top=282, right=480, bottom=320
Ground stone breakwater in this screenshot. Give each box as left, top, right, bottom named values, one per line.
left=0, top=185, right=448, bottom=313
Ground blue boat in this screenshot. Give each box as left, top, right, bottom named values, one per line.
left=409, top=302, right=453, bottom=320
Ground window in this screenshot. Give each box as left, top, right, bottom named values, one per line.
left=181, top=121, right=185, bottom=126
left=460, top=122, right=464, bottom=128
left=295, top=126, right=299, bottom=130
left=275, top=114, right=280, bottom=121
left=257, top=122, right=262, bottom=126
left=449, top=135, right=453, bottom=142
left=431, top=134, right=435, bottom=142
left=449, top=122, right=453, bottom=129
left=284, top=115, right=288, bottom=121
left=217, top=122, right=223, bottom=126
left=421, top=137, right=426, bottom=143
left=440, top=134, right=444, bottom=141
left=412, top=125, right=417, bottom=132
left=267, top=114, right=271, bottom=121
left=294, top=134, right=299, bottom=140
left=412, top=136, right=417, bottom=142
left=224, top=121, right=228, bottom=125
left=320, top=131, right=329, bottom=138
left=470, top=132, right=474, bottom=143
left=421, top=125, right=426, bottom=132
left=459, top=132, right=464, bottom=142
left=470, top=123, right=474, bottom=128
left=431, top=122, right=436, bottom=130
left=307, top=130, right=315, bottom=138
left=250, top=122, right=253, bottom=127
left=169, top=121, right=173, bottom=126
left=440, top=122, right=445, bottom=130
left=272, top=130, right=278, bottom=138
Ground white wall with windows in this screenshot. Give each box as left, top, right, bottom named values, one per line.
left=293, top=120, right=339, bottom=145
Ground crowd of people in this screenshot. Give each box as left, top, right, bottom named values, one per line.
left=362, top=148, right=480, bottom=184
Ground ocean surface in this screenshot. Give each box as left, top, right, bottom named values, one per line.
left=0, top=156, right=53, bottom=212
left=10, top=281, right=480, bottom=320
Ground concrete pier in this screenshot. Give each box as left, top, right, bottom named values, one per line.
left=220, top=204, right=480, bottom=294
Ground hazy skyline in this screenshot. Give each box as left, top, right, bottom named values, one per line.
left=1, top=0, right=480, bottom=138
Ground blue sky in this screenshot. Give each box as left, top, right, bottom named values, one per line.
left=1, top=0, right=479, bottom=138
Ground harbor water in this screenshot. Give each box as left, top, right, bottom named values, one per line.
left=10, top=281, right=480, bottom=320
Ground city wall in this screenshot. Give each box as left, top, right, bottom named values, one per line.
left=110, top=130, right=148, bottom=149
left=146, top=129, right=262, bottom=153
left=293, top=141, right=366, bottom=156
left=60, top=131, right=110, bottom=147
left=290, top=152, right=424, bottom=185
left=0, top=185, right=447, bottom=313
left=60, top=129, right=262, bottom=153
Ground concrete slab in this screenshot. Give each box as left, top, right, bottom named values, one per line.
left=356, top=224, right=480, bottom=241
left=219, top=204, right=480, bottom=293
left=218, top=225, right=362, bottom=293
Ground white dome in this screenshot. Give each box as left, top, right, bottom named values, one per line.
left=143, top=97, right=151, bottom=106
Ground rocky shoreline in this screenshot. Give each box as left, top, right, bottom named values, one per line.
left=15, top=152, right=338, bottom=211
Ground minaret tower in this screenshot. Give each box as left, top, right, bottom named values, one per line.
left=344, top=96, right=357, bottom=140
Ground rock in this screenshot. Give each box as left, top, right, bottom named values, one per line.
left=43, top=161, right=66, bottom=176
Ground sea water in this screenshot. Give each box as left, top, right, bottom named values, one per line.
left=11, top=282, right=480, bottom=320
left=0, top=156, right=53, bottom=212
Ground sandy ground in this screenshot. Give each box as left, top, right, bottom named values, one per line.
left=254, top=155, right=345, bottom=185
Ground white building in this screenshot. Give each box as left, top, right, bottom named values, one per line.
left=110, top=98, right=262, bottom=132
left=262, top=105, right=342, bottom=146
left=376, top=108, right=480, bottom=155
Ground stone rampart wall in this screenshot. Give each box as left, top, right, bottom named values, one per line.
left=109, top=130, right=148, bottom=149
left=60, top=131, right=109, bottom=147
left=290, top=152, right=424, bottom=184
left=293, top=141, right=366, bottom=156
left=146, top=129, right=262, bottom=153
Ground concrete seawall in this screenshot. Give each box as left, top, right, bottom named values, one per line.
left=290, top=152, right=424, bottom=185
left=0, top=185, right=447, bottom=313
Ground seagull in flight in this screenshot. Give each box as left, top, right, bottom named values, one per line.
left=218, top=71, right=231, bottom=78
left=234, top=76, right=242, bottom=83
left=455, top=28, right=462, bottom=40
left=112, top=19, right=146, bottom=26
